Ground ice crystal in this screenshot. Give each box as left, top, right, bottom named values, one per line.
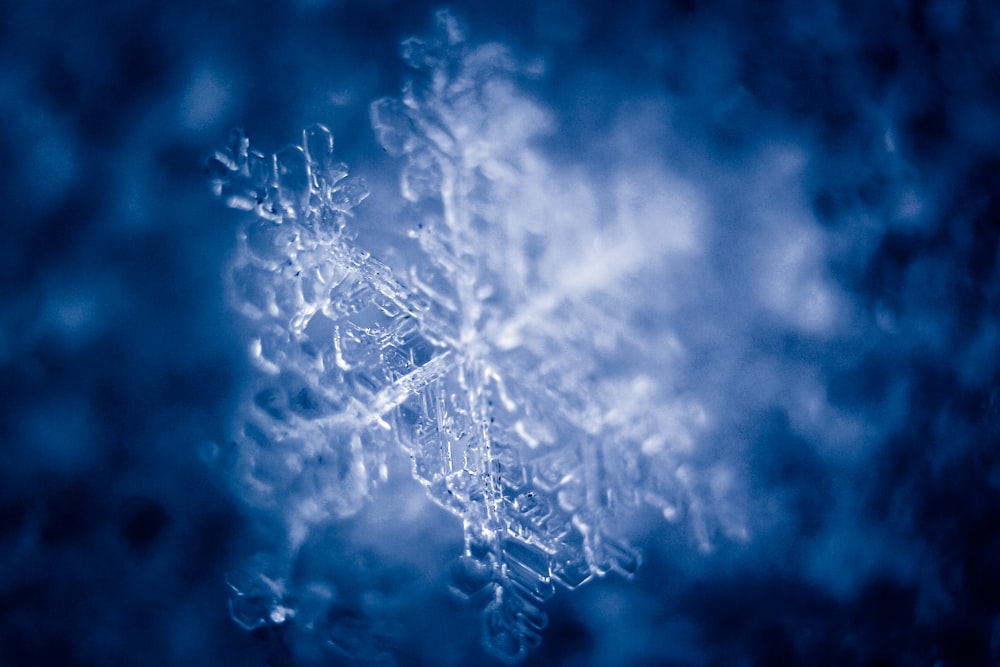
left=208, top=10, right=736, bottom=661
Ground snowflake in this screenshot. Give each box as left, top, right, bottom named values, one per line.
left=207, top=10, right=735, bottom=662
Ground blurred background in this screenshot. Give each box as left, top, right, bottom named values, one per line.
left=2, top=1, right=1000, bottom=665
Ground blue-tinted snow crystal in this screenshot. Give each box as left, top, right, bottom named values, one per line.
left=210, top=10, right=736, bottom=662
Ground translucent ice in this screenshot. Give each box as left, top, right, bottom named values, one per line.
left=210, top=10, right=737, bottom=661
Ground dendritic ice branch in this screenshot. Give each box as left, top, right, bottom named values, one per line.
left=208, top=10, right=738, bottom=662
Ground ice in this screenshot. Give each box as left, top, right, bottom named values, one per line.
left=275, top=145, right=310, bottom=218
left=225, top=569, right=291, bottom=631
left=302, top=123, right=334, bottom=173
left=209, top=10, right=734, bottom=661
left=227, top=127, right=249, bottom=171
left=370, top=98, right=415, bottom=158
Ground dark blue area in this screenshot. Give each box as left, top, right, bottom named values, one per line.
left=2, top=1, right=999, bottom=665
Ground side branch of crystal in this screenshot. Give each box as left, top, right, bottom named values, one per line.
left=207, top=124, right=455, bottom=544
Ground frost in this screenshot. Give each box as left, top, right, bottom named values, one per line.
left=208, top=10, right=740, bottom=662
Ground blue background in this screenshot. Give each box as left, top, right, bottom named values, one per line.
left=3, top=1, right=1000, bottom=665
